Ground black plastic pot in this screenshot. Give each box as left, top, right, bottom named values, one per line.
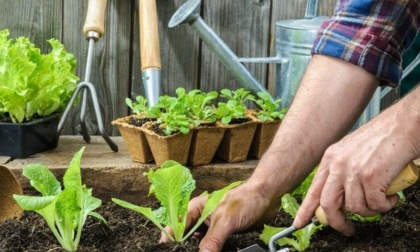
left=0, top=115, right=59, bottom=158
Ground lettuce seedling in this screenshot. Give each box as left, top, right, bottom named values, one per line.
left=125, top=95, right=150, bottom=117
left=148, top=88, right=192, bottom=135
left=260, top=194, right=323, bottom=251
left=260, top=168, right=322, bottom=251
left=254, top=92, right=288, bottom=122
left=216, top=88, right=255, bottom=124
left=0, top=29, right=78, bottom=123
left=112, top=160, right=242, bottom=242
left=185, top=89, right=218, bottom=126
left=13, top=147, right=106, bottom=252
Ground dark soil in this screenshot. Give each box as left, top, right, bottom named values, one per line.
left=230, top=117, right=251, bottom=125
left=128, top=116, right=155, bottom=127
left=0, top=182, right=418, bottom=252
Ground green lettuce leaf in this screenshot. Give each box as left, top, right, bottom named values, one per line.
left=112, top=160, right=242, bottom=242
left=0, top=29, right=78, bottom=123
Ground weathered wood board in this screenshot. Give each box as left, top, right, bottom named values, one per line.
left=2, top=136, right=258, bottom=204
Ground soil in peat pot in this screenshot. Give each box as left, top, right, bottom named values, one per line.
left=0, top=182, right=418, bottom=252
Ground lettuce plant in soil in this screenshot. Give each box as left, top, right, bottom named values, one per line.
left=252, top=91, right=287, bottom=122
left=112, top=160, right=242, bottom=242
left=184, top=89, right=218, bottom=126
left=215, top=88, right=258, bottom=162
left=13, top=147, right=106, bottom=252
left=0, top=29, right=78, bottom=123
left=249, top=91, right=288, bottom=158
left=260, top=168, right=323, bottom=251
left=112, top=95, right=155, bottom=163
left=0, top=29, right=78, bottom=158
left=125, top=95, right=156, bottom=126
left=183, top=89, right=225, bottom=165
left=215, top=88, right=255, bottom=125
left=142, top=88, right=196, bottom=166
left=260, top=167, right=398, bottom=251
left=148, top=87, right=192, bottom=136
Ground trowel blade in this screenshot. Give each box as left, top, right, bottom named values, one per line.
left=239, top=244, right=291, bottom=252
left=239, top=244, right=266, bottom=252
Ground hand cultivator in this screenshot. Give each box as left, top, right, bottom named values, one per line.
left=56, top=0, right=118, bottom=152
left=240, top=162, right=420, bottom=252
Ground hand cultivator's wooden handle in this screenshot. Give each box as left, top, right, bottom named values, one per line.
left=139, top=0, right=161, bottom=70
left=83, top=0, right=108, bottom=37
left=315, top=161, right=420, bottom=225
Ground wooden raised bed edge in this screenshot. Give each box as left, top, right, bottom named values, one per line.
left=1, top=136, right=258, bottom=205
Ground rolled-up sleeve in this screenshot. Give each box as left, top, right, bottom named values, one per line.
left=312, top=0, right=420, bottom=86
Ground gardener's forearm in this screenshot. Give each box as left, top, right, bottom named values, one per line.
left=378, top=83, right=420, bottom=157
left=247, top=54, right=379, bottom=202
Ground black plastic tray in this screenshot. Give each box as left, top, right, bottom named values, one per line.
left=0, top=115, right=59, bottom=158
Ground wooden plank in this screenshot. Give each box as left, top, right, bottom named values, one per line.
left=62, top=0, right=132, bottom=136
left=5, top=136, right=257, bottom=204
left=199, top=0, right=271, bottom=94
left=0, top=0, right=63, bottom=52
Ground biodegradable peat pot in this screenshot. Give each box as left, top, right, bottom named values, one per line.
left=0, top=165, right=23, bottom=223
left=249, top=119, right=281, bottom=159
left=0, top=115, right=59, bottom=158
left=188, top=125, right=226, bottom=166
left=143, top=126, right=193, bottom=167
left=216, top=120, right=258, bottom=163
left=112, top=116, right=153, bottom=163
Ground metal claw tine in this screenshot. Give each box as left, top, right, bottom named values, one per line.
left=268, top=226, right=297, bottom=252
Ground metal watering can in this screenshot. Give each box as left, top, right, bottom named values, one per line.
left=169, top=0, right=418, bottom=128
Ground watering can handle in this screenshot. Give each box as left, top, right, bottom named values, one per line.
left=304, top=0, right=319, bottom=19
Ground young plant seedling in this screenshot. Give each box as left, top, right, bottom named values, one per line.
left=260, top=168, right=322, bottom=251
left=254, top=92, right=288, bottom=122
left=185, top=89, right=218, bottom=126
left=112, top=160, right=242, bottom=242
left=125, top=95, right=150, bottom=117
left=148, top=88, right=192, bottom=135
left=215, top=88, right=255, bottom=124
left=13, top=147, right=106, bottom=252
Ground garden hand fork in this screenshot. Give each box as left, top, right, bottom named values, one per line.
left=57, top=0, right=118, bottom=152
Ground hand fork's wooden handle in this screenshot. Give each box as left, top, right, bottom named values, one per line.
left=315, top=161, right=420, bottom=225
left=83, top=0, right=108, bottom=37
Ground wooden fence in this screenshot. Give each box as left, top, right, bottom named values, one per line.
left=1, top=0, right=397, bottom=136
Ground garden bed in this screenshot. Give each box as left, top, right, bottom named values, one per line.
left=0, top=182, right=418, bottom=251
left=1, top=136, right=419, bottom=251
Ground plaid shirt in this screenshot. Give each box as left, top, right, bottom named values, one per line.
left=312, top=0, right=419, bottom=86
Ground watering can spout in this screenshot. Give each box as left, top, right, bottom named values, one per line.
left=169, top=0, right=275, bottom=103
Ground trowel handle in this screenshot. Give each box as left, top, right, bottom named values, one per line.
left=83, top=0, right=107, bottom=37
left=315, top=161, right=420, bottom=225
left=139, top=0, right=161, bottom=70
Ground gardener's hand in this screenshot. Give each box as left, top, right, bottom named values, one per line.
left=160, top=182, right=280, bottom=252
left=293, top=95, right=420, bottom=236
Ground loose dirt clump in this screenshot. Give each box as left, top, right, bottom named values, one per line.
left=0, top=183, right=418, bottom=251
